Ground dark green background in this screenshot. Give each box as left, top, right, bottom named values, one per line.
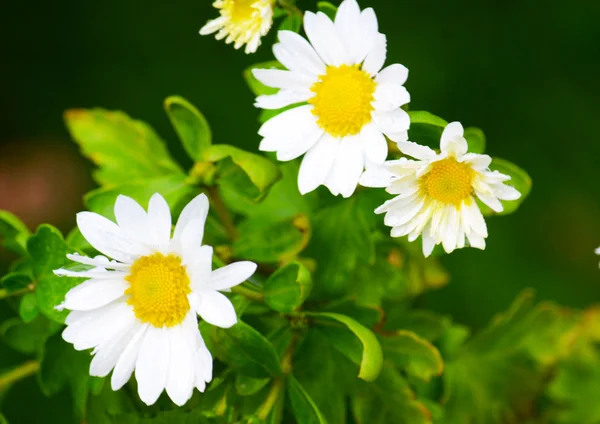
left=1, top=0, right=600, bottom=422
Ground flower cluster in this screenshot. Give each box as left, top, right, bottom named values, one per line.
left=53, top=0, right=525, bottom=409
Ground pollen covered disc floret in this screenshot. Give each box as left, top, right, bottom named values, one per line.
left=360, top=122, right=521, bottom=257
left=253, top=0, right=411, bottom=198
left=200, top=0, right=274, bottom=54
left=54, top=193, right=257, bottom=406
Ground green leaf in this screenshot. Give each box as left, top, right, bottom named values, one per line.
left=84, top=174, right=194, bottom=220
left=317, top=2, right=338, bottom=20
left=381, top=330, right=444, bottom=381
left=407, top=111, right=447, bottom=150
left=482, top=157, right=532, bottom=216
left=211, top=321, right=282, bottom=378
left=19, top=293, right=39, bottom=323
left=307, top=195, right=375, bottom=298
left=27, top=225, right=82, bottom=323
left=203, top=145, right=281, bottom=201
left=0, top=210, right=30, bottom=255
left=308, top=312, right=383, bottom=382
left=235, top=374, right=271, bottom=396
left=278, top=13, right=302, bottom=33
left=64, top=108, right=183, bottom=185
left=164, top=95, right=212, bottom=161
left=38, top=333, right=97, bottom=418
left=0, top=413, right=7, bottom=424
left=264, top=262, right=312, bottom=313
left=463, top=127, right=486, bottom=153
left=441, top=291, right=579, bottom=424
left=0, top=316, right=59, bottom=355
left=383, top=309, right=451, bottom=342
left=287, top=375, right=329, bottom=424
left=233, top=216, right=311, bottom=264
left=243, top=61, right=285, bottom=97
left=0, top=272, right=31, bottom=293
left=351, top=362, right=433, bottom=424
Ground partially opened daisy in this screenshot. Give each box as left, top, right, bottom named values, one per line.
left=54, top=193, right=257, bottom=406
left=253, top=0, right=410, bottom=197
left=361, top=122, right=521, bottom=257
left=200, top=0, right=274, bottom=54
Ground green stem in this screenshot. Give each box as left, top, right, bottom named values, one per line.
left=0, top=286, right=33, bottom=300
left=231, top=285, right=265, bottom=303
left=257, top=378, right=282, bottom=420
left=277, top=0, right=302, bottom=17
left=0, top=361, right=40, bottom=391
left=206, top=186, right=239, bottom=241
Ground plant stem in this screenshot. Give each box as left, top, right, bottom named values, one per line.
left=0, top=361, right=40, bottom=391
left=0, top=286, right=33, bottom=300
left=206, top=186, right=239, bottom=241
left=257, top=378, right=282, bottom=420
left=277, top=0, right=302, bottom=17
left=231, top=284, right=265, bottom=303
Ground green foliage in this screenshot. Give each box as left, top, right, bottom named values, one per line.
left=28, top=225, right=82, bottom=324
left=287, top=375, right=329, bottom=424
left=64, top=108, right=184, bottom=185
left=264, top=262, right=312, bottom=313
left=164, top=95, right=212, bottom=160
left=0, top=211, right=30, bottom=256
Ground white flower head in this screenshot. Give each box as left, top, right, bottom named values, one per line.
left=200, top=0, right=274, bottom=54
left=361, top=122, right=521, bottom=257
left=253, top=0, right=411, bottom=198
left=54, top=193, right=257, bottom=406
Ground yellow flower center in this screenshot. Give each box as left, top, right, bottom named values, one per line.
left=228, top=0, right=256, bottom=23
left=421, top=158, right=475, bottom=205
left=125, top=253, right=191, bottom=328
left=308, top=65, right=376, bottom=138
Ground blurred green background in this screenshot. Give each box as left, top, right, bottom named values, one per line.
left=1, top=0, right=600, bottom=421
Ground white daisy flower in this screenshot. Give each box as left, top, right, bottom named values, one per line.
left=360, top=122, right=521, bottom=257
left=54, top=193, right=257, bottom=406
left=200, top=0, right=274, bottom=54
left=253, top=0, right=411, bottom=198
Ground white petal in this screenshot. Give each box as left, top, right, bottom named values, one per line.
left=440, top=122, right=467, bottom=157
left=422, top=224, right=436, bottom=257
left=195, top=291, right=238, bottom=329
left=462, top=200, right=488, bottom=237
left=376, top=64, right=409, bottom=86
left=395, top=140, right=437, bottom=160
left=171, top=193, right=209, bottom=254
left=258, top=105, right=315, bottom=138
left=61, top=279, right=127, bottom=311
left=277, top=31, right=326, bottom=76
left=114, top=195, right=153, bottom=246
left=111, top=324, right=148, bottom=391
left=276, top=126, right=324, bottom=162
left=194, top=343, right=213, bottom=391
left=361, top=124, right=388, bottom=164
left=65, top=253, right=129, bottom=271
left=359, top=163, right=394, bottom=188
left=373, top=84, right=411, bottom=111
left=362, top=33, right=387, bottom=76
left=334, top=0, right=365, bottom=63
left=165, top=324, right=196, bottom=406
left=325, top=136, right=364, bottom=198
left=373, top=108, right=410, bottom=135
left=252, top=69, right=313, bottom=90
left=199, top=17, right=225, bottom=35
left=467, top=231, right=486, bottom=250
left=298, top=134, right=339, bottom=194
left=208, top=262, right=257, bottom=291
left=461, top=153, right=491, bottom=170
left=77, top=212, right=150, bottom=263
left=494, top=184, right=521, bottom=201
left=303, top=11, right=349, bottom=66
left=90, top=321, right=139, bottom=378
left=255, top=89, right=312, bottom=110
left=475, top=190, right=504, bottom=213
left=148, top=194, right=171, bottom=252
left=135, top=326, right=170, bottom=406
left=441, top=206, right=459, bottom=254
left=63, top=301, right=134, bottom=351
